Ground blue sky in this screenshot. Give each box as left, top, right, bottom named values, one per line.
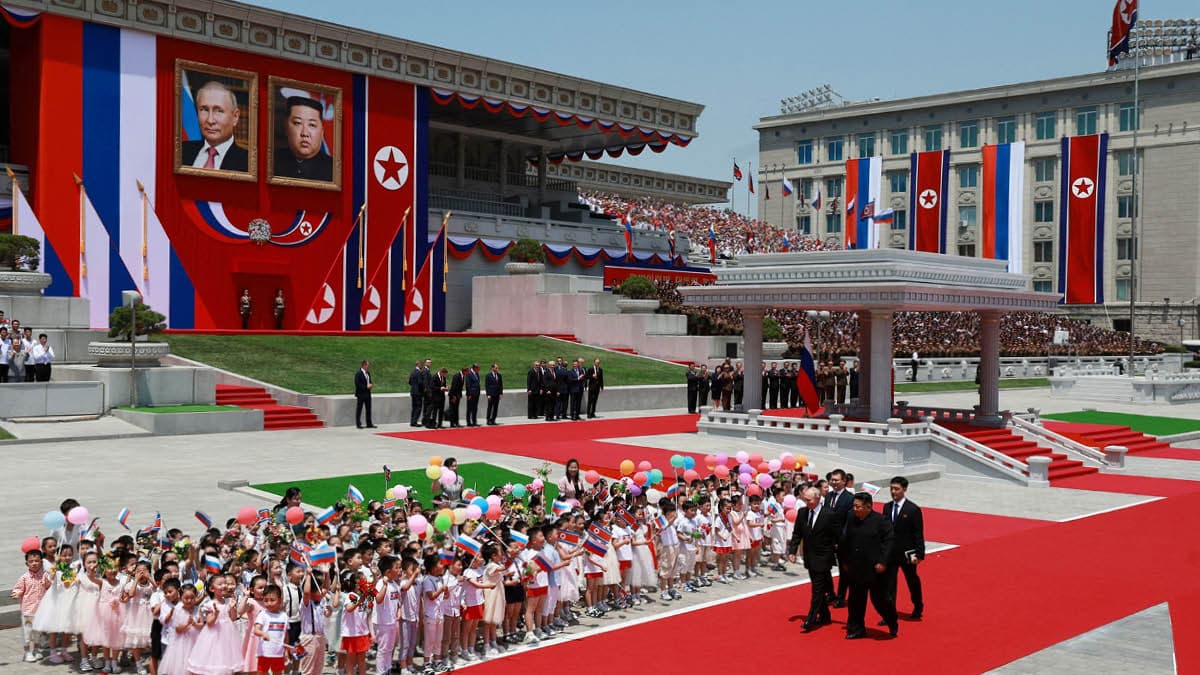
left=246, top=0, right=1192, bottom=213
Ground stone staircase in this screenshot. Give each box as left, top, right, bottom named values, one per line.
left=215, top=384, right=323, bottom=431
left=1043, top=421, right=1174, bottom=455
left=941, top=422, right=1098, bottom=481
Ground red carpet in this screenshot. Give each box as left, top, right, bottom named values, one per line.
left=1170, top=589, right=1200, bottom=673
left=918, top=507, right=1048, bottom=546
left=1134, top=446, right=1200, bottom=461
left=1051, top=472, right=1200, bottom=497
left=1043, top=420, right=1174, bottom=456
left=215, top=384, right=323, bottom=430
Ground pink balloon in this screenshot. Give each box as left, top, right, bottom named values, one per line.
left=637, top=460, right=652, bottom=473
left=714, top=453, right=728, bottom=466
left=285, top=507, right=304, bottom=525
left=67, top=506, right=90, bottom=526
left=21, top=536, right=40, bottom=554
left=236, top=506, right=258, bottom=526
left=782, top=495, right=798, bottom=510
left=407, top=515, right=428, bottom=534
left=486, top=495, right=502, bottom=507
left=738, top=472, right=752, bottom=486
left=781, top=456, right=797, bottom=471
left=757, top=474, right=775, bottom=489
left=714, top=465, right=730, bottom=480
left=633, top=471, right=648, bottom=486
left=584, top=470, right=600, bottom=484
left=567, top=499, right=581, bottom=508
left=439, top=469, right=458, bottom=487
left=735, top=451, right=750, bottom=465
left=739, top=464, right=754, bottom=475
left=466, top=505, right=482, bottom=520
left=784, top=508, right=798, bottom=523
left=531, top=478, right=544, bottom=490
left=394, top=486, right=409, bottom=500
left=629, top=485, right=642, bottom=497
left=683, top=469, right=700, bottom=483
left=768, top=459, right=782, bottom=472
left=486, top=504, right=502, bottom=519
left=704, top=454, right=717, bottom=470
left=746, top=485, right=762, bottom=497
left=749, top=453, right=764, bottom=466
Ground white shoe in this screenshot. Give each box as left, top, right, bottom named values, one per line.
left=23, top=653, right=38, bottom=663
left=486, top=647, right=500, bottom=657
left=660, top=590, right=673, bottom=601
left=522, top=632, right=540, bottom=645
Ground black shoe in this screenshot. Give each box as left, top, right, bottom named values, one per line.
left=367, top=424, right=378, bottom=428
left=356, top=425, right=363, bottom=429
left=832, top=599, right=845, bottom=609
left=801, top=620, right=816, bottom=631
left=844, top=630, right=866, bottom=640
left=889, top=624, right=899, bottom=637
left=877, top=619, right=888, bottom=627
left=818, top=615, right=832, bottom=625
left=910, top=609, right=923, bottom=620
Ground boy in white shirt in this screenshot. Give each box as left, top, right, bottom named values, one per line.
left=766, top=487, right=790, bottom=572
left=372, top=556, right=402, bottom=675
left=675, top=502, right=700, bottom=592
left=746, top=495, right=766, bottom=577
left=655, top=501, right=681, bottom=601
left=253, top=584, right=292, bottom=675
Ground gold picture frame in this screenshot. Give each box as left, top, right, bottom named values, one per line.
left=267, top=76, right=343, bottom=191
left=173, top=60, right=259, bottom=181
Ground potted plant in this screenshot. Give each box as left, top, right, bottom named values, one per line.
left=88, top=301, right=172, bottom=367
left=762, top=316, right=788, bottom=358
left=613, top=275, right=661, bottom=313
left=505, top=238, right=546, bottom=274
left=0, top=233, right=50, bottom=295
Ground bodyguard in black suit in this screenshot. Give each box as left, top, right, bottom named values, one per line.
left=485, top=363, right=503, bottom=425
left=465, top=365, right=481, bottom=427
left=824, top=470, right=855, bottom=607
left=555, top=361, right=570, bottom=420
left=766, top=363, right=780, bottom=409
left=567, top=360, right=584, bottom=421
left=446, top=368, right=465, bottom=428
left=585, top=358, right=604, bottom=418
left=526, top=361, right=542, bottom=419
left=696, top=365, right=710, bottom=408
left=542, top=363, right=557, bottom=421
left=354, top=360, right=375, bottom=429
left=408, top=361, right=425, bottom=426
left=787, top=487, right=840, bottom=630
left=843, top=493, right=899, bottom=639
left=425, top=368, right=447, bottom=428
left=883, top=476, right=925, bottom=619
left=685, top=365, right=699, bottom=413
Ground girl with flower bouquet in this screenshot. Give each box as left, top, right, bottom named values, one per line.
left=33, top=543, right=78, bottom=665
left=87, top=552, right=124, bottom=673
left=73, top=551, right=102, bottom=672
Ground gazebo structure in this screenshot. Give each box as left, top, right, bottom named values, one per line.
left=679, top=249, right=1061, bottom=424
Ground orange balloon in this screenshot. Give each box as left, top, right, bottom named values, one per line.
left=796, top=455, right=808, bottom=467
left=620, top=460, right=635, bottom=476
left=429, top=455, right=443, bottom=466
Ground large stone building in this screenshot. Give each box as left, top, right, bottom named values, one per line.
left=755, top=54, right=1200, bottom=343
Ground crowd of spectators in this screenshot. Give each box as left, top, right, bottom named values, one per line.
left=654, top=280, right=1164, bottom=357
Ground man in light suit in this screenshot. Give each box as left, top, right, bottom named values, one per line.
left=354, top=360, right=375, bottom=429
left=882, top=476, right=925, bottom=620
left=787, top=486, right=840, bottom=631
left=182, top=80, right=249, bottom=172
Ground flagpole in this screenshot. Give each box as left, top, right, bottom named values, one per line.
left=1128, top=41, right=1140, bottom=375
left=779, top=164, right=786, bottom=237
left=731, top=157, right=736, bottom=217
left=74, top=174, right=86, bottom=279
left=4, top=167, right=16, bottom=235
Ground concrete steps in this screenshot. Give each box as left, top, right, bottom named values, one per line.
left=1044, top=422, right=1175, bottom=456
left=215, top=384, right=323, bottom=431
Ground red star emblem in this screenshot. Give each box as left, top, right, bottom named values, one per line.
left=376, top=148, right=407, bottom=186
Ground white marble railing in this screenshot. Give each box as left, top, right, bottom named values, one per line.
left=1009, top=415, right=1108, bottom=466
left=926, top=423, right=1033, bottom=484
left=1150, top=372, right=1200, bottom=383
left=892, top=404, right=979, bottom=424
left=1053, top=366, right=1123, bottom=377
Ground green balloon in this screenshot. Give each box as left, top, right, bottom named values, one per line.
left=434, top=513, right=453, bottom=532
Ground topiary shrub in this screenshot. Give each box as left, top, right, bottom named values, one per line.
left=508, top=238, right=545, bottom=263
left=615, top=275, right=657, bottom=299
left=763, top=316, right=784, bottom=341
left=107, top=302, right=167, bottom=341
left=0, top=233, right=40, bottom=271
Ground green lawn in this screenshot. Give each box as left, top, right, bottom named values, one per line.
left=253, top=462, right=557, bottom=509
left=0, top=427, right=13, bottom=440
left=894, top=377, right=1050, bottom=393
left=1042, top=410, right=1200, bottom=437
left=116, top=404, right=240, bottom=413
left=165, top=334, right=685, bottom=395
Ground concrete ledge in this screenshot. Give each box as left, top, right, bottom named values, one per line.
left=113, top=408, right=263, bottom=435
left=1158, top=430, right=1200, bottom=444
left=53, top=365, right=216, bottom=410
left=0, top=382, right=105, bottom=418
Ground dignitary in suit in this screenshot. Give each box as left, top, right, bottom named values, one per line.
left=182, top=80, right=250, bottom=172
left=273, top=96, right=334, bottom=182
left=424, top=368, right=448, bottom=428
left=843, top=493, right=899, bottom=639
left=465, top=364, right=481, bottom=427
left=526, top=360, right=543, bottom=419
left=354, top=360, right=375, bottom=429
left=787, top=487, right=840, bottom=631
left=883, top=476, right=925, bottom=620
left=766, top=362, right=780, bottom=409
left=568, top=359, right=585, bottom=420
left=555, top=358, right=571, bottom=420
left=685, top=364, right=699, bottom=413
left=824, top=469, right=855, bottom=607
left=446, top=367, right=465, bottom=428
left=542, top=360, right=558, bottom=421
left=733, top=361, right=745, bottom=409
left=485, top=363, right=504, bottom=425
left=696, top=364, right=710, bottom=408
left=585, top=358, right=605, bottom=418
left=408, top=360, right=425, bottom=427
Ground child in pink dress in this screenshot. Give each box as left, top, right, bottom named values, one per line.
left=187, top=574, right=243, bottom=675
left=159, top=584, right=200, bottom=675
left=88, top=563, right=124, bottom=673
left=238, top=575, right=267, bottom=674
left=121, top=561, right=154, bottom=670
left=73, top=552, right=102, bottom=672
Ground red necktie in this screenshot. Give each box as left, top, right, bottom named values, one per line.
left=204, top=146, right=218, bottom=169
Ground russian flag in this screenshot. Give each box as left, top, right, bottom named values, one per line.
left=708, top=223, right=717, bottom=263
left=810, top=189, right=822, bottom=211
left=455, top=534, right=482, bottom=556
left=203, top=554, right=224, bottom=574
left=0, top=3, right=40, bottom=27
left=623, top=212, right=634, bottom=257
left=194, top=511, right=213, bottom=529
left=844, top=158, right=882, bottom=250
left=116, top=508, right=131, bottom=530
left=531, top=553, right=553, bottom=574
left=666, top=482, right=681, bottom=499
left=981, top=142, right=1026, bottom=274
left=653, top=514, right=669, bottom=530
left=1059, top=134, right=1108, bottom=305
left=796, top=333, right=822, bottom=415
left=909, top=150, right=951, bottom=254
left=782, top=231, right=790, bottom=253
left=308, top=544, right=337, bottom=566
left=346, top=485, right=364, bottom=504
left=782, top=176, right=794, bottom=197
left=509, top=530, right=529, bottom=548
left=860, top=482, right=881, bottom=496
left=316, top=506, right=337, bottom=526
left=874, top=209, right=895, bottom=226
left=438, top=549, right=456, bottom=565
left=551, top=500, right=571, bottom=517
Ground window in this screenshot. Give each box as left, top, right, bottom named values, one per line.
left=1034, top=200, right=1055, bottom=223
left=800, top=178, right=814, bottom=198
left=1033, top=280, right=1053, bottom=293
left=959, top=120, right=978, bottom=148
left=890, top=129, right=908, bottom=155
left=959, top=165, right=979, bottom=188
left=958, top=244, right=976, bottom=257
left=891, top=210, right=908, bottom=231
left=1117, top=237, right=1138, bottom=260
left=959, top=205, right=977, bottom=228
left=797, top=215, right=811, bottom=234
left=1034, top=157, right=1057, bottom=182
left=923, top=125, right=942, bottom=151
left=824, top=176, right=843, bottom=198
left=996, top=116, right=1017, bottom=144
left=1115, top=279, right=1131, bottom=301
left=857, top=133, right=875, bottom=158
left=827, top=136, right=844, bottom=162
left=1117, top=150, right=1139, bottom=176
left=1075, top=106, right=1098, bottom=135
left=1118, top=195, right=1138, bottom=219
left=1035, top=112, right=1056, bottom=140
left=1119, top=102, right=1139, bottom=132
left=825, top=213, right=841, bottom=233
left=796, top=140, right=814, bottom=165
left=888, top=171, right=908, bottom=193
left=1034, top=240, right=1054, bottom=262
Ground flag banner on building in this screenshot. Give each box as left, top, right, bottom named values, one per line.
left=1059, top=133, right=1109, bottom=305
left=908, top=150, right=950, bottom=253
left=782, top=177, right=794, bottom=197
left=843, top=157, right=881, bottom=249
left=1108, top=0, right=1138, bottom=66
left=797, top=334, right=822, bottom=415
left=981, top=142, right=1025, bottom=274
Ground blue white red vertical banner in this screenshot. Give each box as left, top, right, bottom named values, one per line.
left=980, top=142, right=1025, bottom=274
left=1059, top=133, right=1108, bottom=305
left=796, top=334, right=821, bottom=415
left=908, top=150, right=950, bottom=253
left=843, top=157, right=881, bottom=249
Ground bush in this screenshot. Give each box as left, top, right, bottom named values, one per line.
left=508, top=238, right=545, bottom=263
left=763, top=316, right=784, bottom=341
left=615, top=275, right=657, bottom=300
left=1185, top=359, right=1200, bottom=369
left=0, top=233, right=40, bottom=271
left=107, top=302, right=167, bottom=341
left=1162, top=344, right=1189, bottom=353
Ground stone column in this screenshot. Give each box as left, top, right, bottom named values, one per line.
left=498, top=140, right=509, bottom=194
left=537, top=149, right=548, bottom=206
left=742, top=308, right=765, bottom=412
left=456, top=133, right=467, bottom=189
left=856, top=311, right=872, bottom=414
left=868, top=310, right=894, bottom=422
left=977, top=310, right=1002, bottom=425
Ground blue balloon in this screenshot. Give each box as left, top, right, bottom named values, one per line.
left=43, top=510, right=65, bottom=531
left=649, top=469, right=664, bottom=485
left=512, top=484, right=528, bottom=498
left=471, top=497, right=489, bottom=513
left=682, top=456, right=696, bottom=470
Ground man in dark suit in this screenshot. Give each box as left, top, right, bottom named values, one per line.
left=526, top=361, right=542, bottom=419
left=182, top=80, right=249, bottom=172
left=465, top=364, right=481, bottom=427
left=555, top=358, right=570, bottom=420
left=824, top=469, right=855, bottom=607
left=485, top=363, right=503, bottom=425
left=766, top=362, right=780, bottom=409
left=844, top=492, right=898, bottom=639
left=446, top=367, right=465, bottom=428
left=585, top=358, right=605, bottom=418
left=696, top=364, right=710, bottom=408
left=425, top=368, right=447, bottom=428
left=882, top=476, right=925, bottom=620
left=848, top=362, right=860, bottom=400
left=354, top=360, right=375, bottom=429
left=408, top=360, right=425, bottom=427
left=733, top=362, right=744, bottom=409
left=542, top=360, right=557, bottom=421
left=787, top=486, right=840, bottom=631
left=568, top=359, right=584, bottom=420
left=685, top=365, right=699, bottom=413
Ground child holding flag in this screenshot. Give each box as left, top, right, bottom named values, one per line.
left=460, top=550, right=495, bottom=661
left=419, top=555, right=449, bottom=672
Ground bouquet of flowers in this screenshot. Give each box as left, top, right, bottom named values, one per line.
left=56, top=561, right=77, bottom=587
left=173, top=538, right=192, bottom=560
left=337, top=498, right=372, bottom=523
left=354, top=577, right=375, bottom=610
left=96, top=550, right=118, bottom=575
left=262, top=521, right=292, bottom=549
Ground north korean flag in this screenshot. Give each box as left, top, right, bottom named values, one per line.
left=1059, top=134, right=1108, bottom=305
left=1108, top=0, right=1138, bottom=66
left=908, top=150, right=950, bottom=254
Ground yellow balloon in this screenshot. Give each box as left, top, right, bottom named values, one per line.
left=453, top=508, right=468, bottom=525
left=385, top=488, right=395, bottom=500
left=426, top=465, right=442, bottom=480
left=428, top=455, right=443, bottom=467
left=796, top=455, right=808, bottom=468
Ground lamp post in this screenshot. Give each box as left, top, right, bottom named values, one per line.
left=122, top=290, right=141, bottom=408
left=806, top=310, right=831, bottom=360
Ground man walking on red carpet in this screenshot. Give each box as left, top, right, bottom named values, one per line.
left=787, top=487, right=838, bottom=631
left=844, top=492, right=898, bottom=639
left=883, top=476, right=925, bottom=621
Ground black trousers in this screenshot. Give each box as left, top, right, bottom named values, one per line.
left=698, top=388, right=709, bottom=408
left=846, top=570, right=897, bottom=633
left=527, top=392, right=540, bottom=418
left=0, top=363, right=8, bottom=383
left=544, top=392, right=556, bottom=420
left=569, top=390, right=583, bottom=419
left=466, top=395, right=479, bottom=425
left=586, top=387, right=601, bottom=417
left=686, top=387, right=697, bottom=413
left=734, top=389, right=743, bottom=407
left=910, top=360, right=919, bottom=382
left=556, top=391, right=569, bottom=419
left=885, top=559, right=924, bottom=612
left=768, top=387, right=779, bottom=409
left=806, top=567, right=833, bottom=622
left=34, top=363, right=51, bottom=382
left=409, top=390, right=423, bottom=425
left=446, top=398, right=460, bottom=427
left=355, top=395, right=372, bottom=427
left=486, top=395, right=500, bottom=423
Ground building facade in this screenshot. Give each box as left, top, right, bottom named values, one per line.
left=755, top=60, right=1200, bottom=339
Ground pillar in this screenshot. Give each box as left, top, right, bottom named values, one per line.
left=742, top=308, right=764, bottom=412
left=977, top=310, right=1001, bottom=425
left=498, top=140, right=509, bottom=194
left=537, top=149, right=548, bottom=206
left=456, top=132, right=467, bottom=189
left=868, top=310, right=894, bottom=422
left=856, top=311, right=872, bottom=414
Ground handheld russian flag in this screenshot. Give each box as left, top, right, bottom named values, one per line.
left=194, top=511, right=213, bottom=529
left=455, top=534, right=482, bottom=557
left=346, top=484, right=364, bottom=504
left=767, top=501, right=782, bottom=516
left=509, top=530, right=529, bottom=548
left=614, top=506, right=637, bottom=529
left=583, top=537, right=608, bottom=557
left=551, top=500, right=571, bottom=517
left=623, top=212, right=634, bottom=257
left=116, top=508, right=131, bottom=530
left=316, top=506, right=337, bottom=526
left=307, top=543, right=336, bottom=566
left=708, top=223, right=717, bottom=263
left=203, top=554, right=224, bottom=574
left=860, top=482, right=881, bottom=496
left=654, top=514, right=669, bottom=530
left=586, top=523, right=613, bottom=543
left=666, top=482, right=681, bottom=499
left=438, top=549, right=456, bottom=565
left=531, top=553, right=553, bottom=574
left=559, top=529, right=582, bottom=546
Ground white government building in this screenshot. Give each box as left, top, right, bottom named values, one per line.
left=755, top=26, right=1200, bottom=344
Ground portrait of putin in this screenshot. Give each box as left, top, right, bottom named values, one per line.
left=182, top=80, right=250, bottom=172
